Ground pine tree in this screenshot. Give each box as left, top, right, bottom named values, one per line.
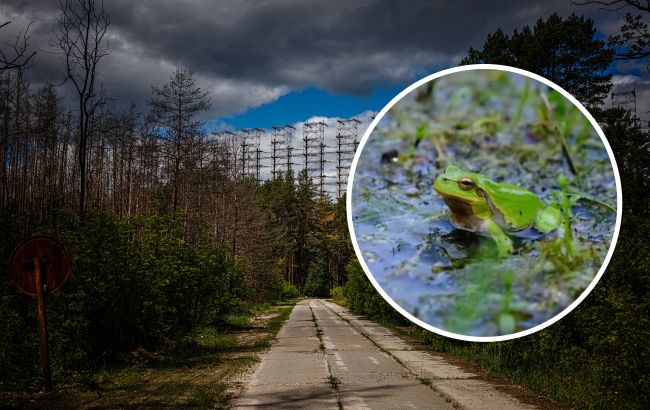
left=462, top=13, right=613, bottom=107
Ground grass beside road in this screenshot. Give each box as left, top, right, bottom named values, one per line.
left=1, top=300, right=297, bottom=409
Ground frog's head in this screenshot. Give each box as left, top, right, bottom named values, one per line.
left=433, top=165, right=487, bottom=207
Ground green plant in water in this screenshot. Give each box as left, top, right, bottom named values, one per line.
left=511, top=78, right=531, bottom=126
left=472, top=114, right=503, bottom=136
left=537, top=174, right=584, bottom=272
left=558, top=174, right=576, bottom=260
left=498, top=271, right=516, bottom=334
left=413, top=123, right=447, bottom=164
left=533, top=93, right=580, bottom=178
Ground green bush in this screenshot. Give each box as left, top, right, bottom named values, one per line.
left=331, top=286, right=346, bottom=305
left=139, top=213, right=246, bottom=330
left=342, top=261, right=405, bottom=323
left=0, top=206, right=41, bottom=389
left=304, top=261, right=330, bottom=297
left=0, top=210, right=248, bottom=388
left=278, top=282, right=300, bottom=300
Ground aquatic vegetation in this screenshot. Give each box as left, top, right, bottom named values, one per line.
left=351, top=70, right=617, bottom=337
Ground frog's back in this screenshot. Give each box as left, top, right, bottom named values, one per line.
left=482, top=180, right=544, bottom=229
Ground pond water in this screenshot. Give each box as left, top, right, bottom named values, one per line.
left=350, top=70, right=617, bottom=337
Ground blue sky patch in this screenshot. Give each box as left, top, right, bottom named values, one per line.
left=217, top=86, right=403, bottom=130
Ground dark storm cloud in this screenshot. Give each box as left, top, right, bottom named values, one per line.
left=0, top=0, right=620, bottom=116
left=104, top=0, right=580, bottom=93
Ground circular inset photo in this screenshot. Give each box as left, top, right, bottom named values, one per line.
left=348, top=65, right=621, bottom=341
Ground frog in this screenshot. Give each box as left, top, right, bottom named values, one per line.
left=433, top=165, right=562, bottom=256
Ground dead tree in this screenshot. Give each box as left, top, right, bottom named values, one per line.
left=53, top=0, right=110, bottom=218
left=148, top=68, right=210, bottom=211
left=0, top=21, right=37, bottom=72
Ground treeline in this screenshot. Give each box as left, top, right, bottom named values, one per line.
left=0, top=69, right=351, bottom=388
left=341, top=13, right=650, bottom=410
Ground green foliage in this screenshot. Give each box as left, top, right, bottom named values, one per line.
left=462, top=13, right=613, bottom=107
left=342, top=261, right=405, bottom=323
left=600, top=108, right=650, bottom=216
left=304, top=261, right=330, bottom=297
left=0, top=210, right=247, bottom=388
left=0, top=207, right=41, bottom=389
left=330, top=286, right=346, bottom=306
left=281, top=282, right=301, bottom=299
left=139, top=212, right=246, bottom=330
left=276, top=281, right=301, bottom=300
left=259, top=171, right=351, bottom=291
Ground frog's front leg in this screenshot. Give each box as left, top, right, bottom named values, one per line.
left=485, top=219, right=513, bottom=257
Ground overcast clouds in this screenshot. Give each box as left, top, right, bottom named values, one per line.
left=0, top=0, right=646, bottom=121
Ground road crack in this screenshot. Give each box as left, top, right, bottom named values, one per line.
left=309, top=301, right=345, bottom=409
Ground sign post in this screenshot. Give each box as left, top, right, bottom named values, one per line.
left=33, top=257, right=51, bottom=391
left=9, top=237, right=70, bottom=393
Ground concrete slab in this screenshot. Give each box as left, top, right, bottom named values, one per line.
left=392, top=350, right=475, bottom=380
left=251, top=352, right=328, bottom=386
left=371, top=335, right=413, bottom=351
left=234, top=301, right=335, bottom=409
left=339, top=380, right=452, bottom=410
left=322, top=335, right=376, bottom=351
left=273, top=335, right=321, bottom=352
left=282, top=319, right=315, bottom=326
left=277, top=324, right=317, bottom=338
left=235, top=384, right=338, bottom=409
left=327, top=350, right=405, bottom=375
left=431, top=379, right=535, bottom=410
left=318, top=300, right=542, bottom=409
left=310, top=300, right=455, bottom=409
left=316, top=318, right=348, bottom=327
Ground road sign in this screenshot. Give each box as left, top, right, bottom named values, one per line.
left=9, top=236, right=70, bottom=393
left=9, top=237, right=70, bottom=297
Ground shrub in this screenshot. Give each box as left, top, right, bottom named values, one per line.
left=342, top=261, right=405, bottom=323
left=331, top=286, right=346, bottom=305
left=0, top=210, right=248, bottom=387
left=304, top=261, right=330, bottom=297
left=279, top=282, right=300, bottom=300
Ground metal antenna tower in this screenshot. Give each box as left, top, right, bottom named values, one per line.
left=271, top=125, right=295, bottom=179
left=303, top=121, right=327, bottom=195
left=252, top=128, right=264, bottom=182
left=241, top=128, right=264, bottom=181
left=238, top=130, right=249, bottom=179
left=335, top=119, right=360, bottom=198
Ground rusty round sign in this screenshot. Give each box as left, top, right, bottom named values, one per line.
left=9, top=237, right=70, bottom=297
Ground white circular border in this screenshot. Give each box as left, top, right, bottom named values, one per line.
left=346, top=64, right=623, bottom=342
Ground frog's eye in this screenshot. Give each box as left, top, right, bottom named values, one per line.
left=458, top=178, right=475, bottom=191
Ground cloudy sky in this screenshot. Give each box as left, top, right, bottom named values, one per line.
left=1, top=0, right=648, bottom=130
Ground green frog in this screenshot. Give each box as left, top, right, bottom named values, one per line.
left=433, top=165, right=562, bottom=256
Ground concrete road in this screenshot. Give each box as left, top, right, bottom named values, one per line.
left=234, top=299, right=537, bottom=409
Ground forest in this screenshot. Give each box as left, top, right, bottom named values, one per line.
left=0, top=1, right=352, bottom=387
left=0, top=62, right=353, bottom=386
left=0, top=1, right=649, bottom=409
